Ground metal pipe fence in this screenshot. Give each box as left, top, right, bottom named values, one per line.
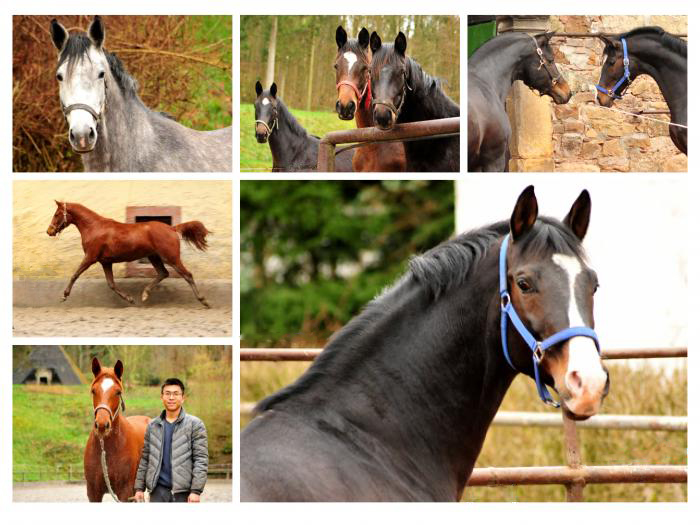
left=317, top=117, right=460, bottom=172
left=241, top=347, right=687, bottom=501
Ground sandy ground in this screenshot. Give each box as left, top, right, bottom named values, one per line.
left=13, top=479, right=233, bottom=502
left=13, top=306, right=232, bottom=337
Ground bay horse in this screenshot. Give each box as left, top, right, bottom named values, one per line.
left=334, top=26, right=406, bottom=172
left=595, top=27, right=687, bottom=155
left=254, top=81, right=354, bottom=172
left=85, top=357, right=149, bottom=502
left=49, top=16, right=232, bottom=172
left=46, top=201, right=211, bottom=307
left=241, top=186, right=609, bottom=501
left=369, top=31, right=460, bottom=172
left=468, top=32, right=572, bottom=172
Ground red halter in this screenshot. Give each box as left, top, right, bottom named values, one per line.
left=336, top=75, right=372, bottom=111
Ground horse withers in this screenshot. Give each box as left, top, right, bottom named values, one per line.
left=241, top=186, right=608, bottom=501
left=46, top=201, right=212, bottom=307
left=49, top=16, right=232, bottom=172
left=595, top=27, right=687, bottom=155
left=468, top=32, right=571, bottom=172
left=85, top=357, right=149, bottom=502
left=334, top=26, right=406, bottom=172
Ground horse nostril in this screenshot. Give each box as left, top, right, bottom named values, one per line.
left=347, top=101, right=355, bottom=113
left=335, top=101, right=341, bottom=113
left=69, top=130, right=75, bottom=142
left=89, top=128, right=95, bottom=140
left=566, top=370, right=583, bottom=393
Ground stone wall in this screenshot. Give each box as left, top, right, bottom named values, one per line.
left=549, top=15, right=686, bottom=172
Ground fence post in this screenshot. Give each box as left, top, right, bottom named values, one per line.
left=562, top=411, right=585, bottom=501
left=318, top=139, right=336, bottom=172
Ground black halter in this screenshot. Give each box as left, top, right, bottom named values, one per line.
left=372, top=68, right=412, bottom=119
left=529, top=35, right=562, bottom=86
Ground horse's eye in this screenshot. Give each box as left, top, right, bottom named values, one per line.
left=56, top=73, right=63, bottom=82
left=98, top=71, right=105, bottom=79
left=593, top=283, right=600, bottom=295
left=334, top=63, right=338, bottom=70
left=517, top=279, right=533, bottom=293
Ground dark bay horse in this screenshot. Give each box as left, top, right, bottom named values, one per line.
left=334, top=26, right=406, bottom=172
left=241, top=186, right=609, bottom=501
left=46, top=201, right=211, bottom=307
left=468, top=32, right=571, bottom=172
left=595, top=27, right=687, bottom=155
left=85, top=357, right=149, bottom=502
left=50, top=16, right=232, bottom=172
left=369, top=31, right=460, bottom=172
left=254, top=81, right=354, bottom=172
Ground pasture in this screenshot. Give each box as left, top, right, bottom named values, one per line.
left=241, top=360, right=686, bottom=502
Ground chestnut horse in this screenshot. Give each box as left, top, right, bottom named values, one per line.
left=46, top=201, right=211, bottom=307
left=334, top=26, right=406, bottom=172
left=84, top=357, right=149, bottom=502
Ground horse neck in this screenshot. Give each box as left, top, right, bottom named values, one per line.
left=268, top=101, right=315, bottom=168
left=469, top=37, right=534, bottom=104
left=354, top=98, right=374, bottom=127
left=630, top=37, right=687, bottom=124
left=399, top=62, right=460, bottom=124
left=93, top=413, right=128, bottom=453
left=275, top=253, right=515, bottom=496
left=68, top=204, right=105, bottom=235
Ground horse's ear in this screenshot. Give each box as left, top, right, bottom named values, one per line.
left=54, top=199, right=61, bottom=206
left=563, top=190, right=591, bottom=241
left=114, top=360, right=123, bottom=380
left=370, top=31, right=382, bottom=54
left=394, top=32, right=407, bottom=56
left=358, top=28, right=370, bottom=50
left=336, top=26, right=347, bottom=50
left=510, top=186, right=539, bottom=241
left=255, top=80, right=263, bottom=97
left=270, top=83, right=277, bottom=98
left=91, top=357, right=101, bottom=377
left=88, top=15, right=105, bottom=48
left=50, top=19, right=68, bottom=53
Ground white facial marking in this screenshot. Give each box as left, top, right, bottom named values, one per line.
left=100, top=378, right=115, bottom=393
left=343, top=51, right=358, bottom=72
left=262, top=97, right=270, bottom=106
left=551, top=254, right=605, bottom=384
left=60, top=47, right=107, bottom=136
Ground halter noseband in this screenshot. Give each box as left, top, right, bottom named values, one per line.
left=93, top=396, right=125, bottom=423
left=530, top=35, right=562, bottom=86
left=255, top=107, right=278, bottom=137
left=596, top=37, right=631, bottom=99
left=336, top=73, right=372, bottom=111
left=62, top=102, right=102, bottom=122
left=499, top=234, right=601, bottom=407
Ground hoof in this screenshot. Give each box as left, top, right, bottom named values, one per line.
left=61, top=296, right=68, bottom=302
left=126, top=296, right=135, bottom=304
left=141, top=291, right=150, bottom=303
left=200, top=298, right=211, bottom=309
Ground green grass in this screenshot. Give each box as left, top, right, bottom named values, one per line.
left=13, top=383, right=231, bottom=481
left=240, top=104, right=355, bottom=172
left=240, top=361, right=687, bottom=502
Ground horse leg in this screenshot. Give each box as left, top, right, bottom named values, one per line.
left=62, top=256, right=96, bottom=301
left=170, top=259, right=210, bottom=308
left=86, top=480, right=105, bottom=502
left=101, top=262, right=135, bottom=304
left=141, top=255, right=169, bottom=303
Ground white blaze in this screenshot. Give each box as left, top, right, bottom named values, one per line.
left=262, top=97, right=270, bottom=106
left=343, top=51, right=358, bottom=72
left=551, top=254, right=602, bottom=379
left=100, top=378, right=115, bottom=393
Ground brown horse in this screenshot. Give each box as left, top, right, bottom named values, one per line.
left=334, top=26, right=406, bottom=172
left=84, top=357, right=150, bottom=502
left=46, top=201, right=211, bottom=307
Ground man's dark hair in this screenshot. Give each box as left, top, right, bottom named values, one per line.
left=161, top=378, right=185, bottom=395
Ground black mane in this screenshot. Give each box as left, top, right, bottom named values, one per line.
left=256, top=216, right=583, bottom=412
left=58, top=33, right=138, bottom=98
left=266, top=94, right=313, bottom=139
left=622, top=26, right=687, bottom=57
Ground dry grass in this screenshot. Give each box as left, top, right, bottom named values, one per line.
left=240, top=360, right=686, bottom=502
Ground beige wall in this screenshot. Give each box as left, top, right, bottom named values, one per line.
left=13, top=180, right=232, bottom=279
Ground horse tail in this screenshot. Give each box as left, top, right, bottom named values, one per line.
left=175, top=221, right=210, bottom=251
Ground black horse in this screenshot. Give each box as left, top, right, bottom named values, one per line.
left=254, top=81, right=354, bottom=172
left=596, top=27, right=687, bottom=155
left=369, top=32, right=460, bottom=172
left=241, top=186, right=609, bottom=501
left=468, top=32, right=572, bottom=172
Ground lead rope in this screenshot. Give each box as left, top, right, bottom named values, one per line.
left=99, top=436, right=121, bottom=502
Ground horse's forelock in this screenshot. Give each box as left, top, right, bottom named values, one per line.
left=370, top=43, right=405, bottom=78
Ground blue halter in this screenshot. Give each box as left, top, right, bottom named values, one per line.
left=499, top=234, right=601, bottom=407
left=596, top=38, right=630, bottom=99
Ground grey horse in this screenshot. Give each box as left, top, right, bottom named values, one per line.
left=50, top=16, right=232, bottom=172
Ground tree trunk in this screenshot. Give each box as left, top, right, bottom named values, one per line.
left=265, top=17, right=278, bottom=88
left=306, top=29, right=317, bottom=111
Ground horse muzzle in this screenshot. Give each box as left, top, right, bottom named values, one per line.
left=373, top=106, right=396, bottom=130
left=69, top=124, right=97, bottom=153
left=47, top=226, right=56, bottom=236
left=549, top=79, right=572, bottom=104
left=336, top=99, right=356, bottom=120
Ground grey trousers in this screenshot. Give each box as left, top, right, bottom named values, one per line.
left=149, top=484, right=189, bottom=503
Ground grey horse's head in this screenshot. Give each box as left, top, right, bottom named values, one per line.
left=50, top=16, right=109, bottom=153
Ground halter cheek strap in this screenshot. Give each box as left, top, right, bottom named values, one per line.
left=596, top=38, right=630, bottom=99
left=499, top=234, right=601, bottom=407
left=529, top=35, right=562, bottom=85
left=93, top=396, right=125, bottom=423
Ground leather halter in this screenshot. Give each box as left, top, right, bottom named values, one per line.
left=596, top=38, right=631, bottom=99
left=93, top=396, right=125, bottom=423
left=372, top=69, right=411, bottom=119
left=62, top=102, right=102, bottom=122
left=336, top=74, right=372, bottom=111
left=499, top=234, right=601, bottom=407
left=54, top=202, right=69, bottom=235
left=529, top=35, right=562, bottom=86
left=255, top=107, right=278, bottom=137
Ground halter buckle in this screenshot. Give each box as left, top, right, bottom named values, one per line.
left=500, top=292, right=511, bottom=311
left=533, top=342, right=544, bottom=363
